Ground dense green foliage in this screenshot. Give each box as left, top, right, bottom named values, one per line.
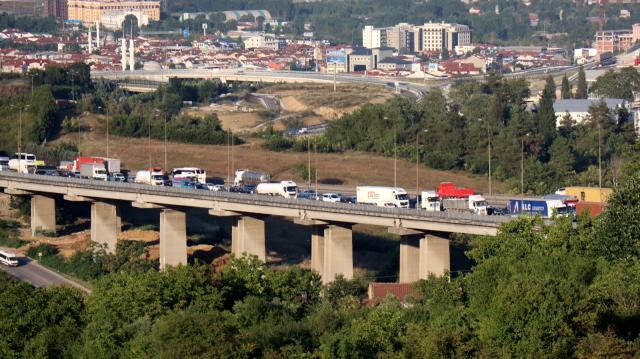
left=0, top=219, right=23, bottom=248
left=27, top=240, right=156, bottom=281
left=294, top=73, right=637, bottom=194
left=163, top=0, right=640, bottom=46
left=80, top=78, right=236, bottom=145
left=0, top=12, right=59, bottom=33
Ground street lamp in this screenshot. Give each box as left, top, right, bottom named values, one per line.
left=98, top=105, right=110, bottom=158
left=597, top=121, right=602, bottom=189
left=478, top=118, right=492, bottom=196
left=307, top=135, right=311, bottom=189
left=521, top=132, right=530, bottom=206
left=416, top=129, right=428, bottom=212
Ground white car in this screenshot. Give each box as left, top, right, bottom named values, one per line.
left=321, top=193, right=341, bottom=203
left=206, top=184, right=227, bottom=192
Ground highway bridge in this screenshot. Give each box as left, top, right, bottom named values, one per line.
left=92, top=69, right=429, bottom=98
left=0, top=172, right=510, bottom=284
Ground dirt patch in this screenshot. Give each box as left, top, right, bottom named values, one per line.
left=119, top=229, right=159, bottom=243
left=281, top=96, right=308, bottom=112
left=217, top=112, right=264, bottom=131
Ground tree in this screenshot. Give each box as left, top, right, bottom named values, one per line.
left=575, top=65, right=588, bottom=99
left=561, top=74, right=572, bottom=99
left=589, top=153, right=640, bottom=260
left=536, top=75, right=557, bottom=146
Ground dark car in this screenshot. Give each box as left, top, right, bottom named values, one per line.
left=339, top=195, right=356, bottom=204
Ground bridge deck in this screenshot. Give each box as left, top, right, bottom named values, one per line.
left=0, top=173, right=509, bottom=236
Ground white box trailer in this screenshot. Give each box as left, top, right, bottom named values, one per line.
left=356, top=186, right=409, bottom=208
left=103, top=158, right=121, bottom=174
left=134, top=168, right=165, bottom=186
left=256, top=181, right=298, bottom=198
left=442, top=194, right=489, bottom=215
left=80, top=163, right=107, bottom=180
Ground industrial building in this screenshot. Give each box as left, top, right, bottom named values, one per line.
left=67, top=0, right=160, bottom=25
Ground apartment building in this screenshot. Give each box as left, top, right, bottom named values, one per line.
left=363, top=22, right=471, bottom=54
left=414, top=22, right=472, bottom=53
left=593, top=25, right=640, bottom=54
left=42, top=0, right=68, bottom=19
left=67, top=0, right=160, bottom=24
left=244, top=35, right=285, bottom=50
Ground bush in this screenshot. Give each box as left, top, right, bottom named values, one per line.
left=26, top=243, right=59, bottom=258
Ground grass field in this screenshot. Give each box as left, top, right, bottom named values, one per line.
left=55, top=119, right=504, bottom=193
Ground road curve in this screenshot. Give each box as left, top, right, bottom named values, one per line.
left=0, top=249, right=91, bottom=293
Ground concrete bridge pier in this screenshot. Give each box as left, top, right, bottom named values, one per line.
left=232, top=215, right=266, bottom=261
left=419, top=233, right=450, bottom=278
left=31, top=194, right=56, bottom=236
left=398, top=234, right=422, bottom=283
left=391, top=228, right=451, bottom=283
left=310, top=224, right=325, bottom=274
left=322, top=223, right=353, bottom=284
left=159, top=208, right=188, bottom=269
left=91, top=201, right=122, bottom=253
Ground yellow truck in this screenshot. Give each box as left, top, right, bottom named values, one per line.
left=561, top=186, right=613, bottom=203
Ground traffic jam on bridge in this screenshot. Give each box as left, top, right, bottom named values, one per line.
left=1, top=150, right=608, bottom=220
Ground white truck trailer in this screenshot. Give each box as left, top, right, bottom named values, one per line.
left=441, top=194, right=489, bottom=215
left=356, top=186, right=409, bottom=208
left=233, top=169, right=270, bottom=187
left=80, top=163, right=108, bottom=180
left=256, top=181, right=298, bottom=198
left=134, top=168, right=165, bottom=186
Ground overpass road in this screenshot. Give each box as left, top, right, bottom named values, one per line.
left=0, top=172, right=512, bottom=284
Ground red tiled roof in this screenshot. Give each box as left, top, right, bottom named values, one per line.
left=368, top=282, right=419, bottom=301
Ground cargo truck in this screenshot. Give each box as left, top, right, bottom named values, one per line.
left=8, top=153, right=36, bottom=173
left=356, top=186, right=409, bottom=208
left=134, top=167, right=165, bottom=186
left=508, top=198, right=573, bottom=219
left=442, top=194, right=489, bottom=215
left=234, top=169, right=270, bottom=188
left=556, top=186, right=612, bottom=203
left=420, top=190, right=442, bottom=212
left=80, top=163, right=108, bottom=180
left=256, top=181, right=298, bottom=198
left=0, top=151, right=10, bottom=171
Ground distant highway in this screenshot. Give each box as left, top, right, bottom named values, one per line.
left=0, top=247, right=91, bottom=293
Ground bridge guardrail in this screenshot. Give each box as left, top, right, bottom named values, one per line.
left=0, top=172, right=511, bottom=226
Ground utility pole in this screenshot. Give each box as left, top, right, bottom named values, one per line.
left=106, top=106, right=110, bottom=158
left=307, top=135, right=311, bottom=189
left=598, top=121, right=602, bottom=189
left=148, top=116, right=151, bottom=168
left=231, top=130, right=235, bottom=177
left=18, top=107, right=22, bottom=171
left=227, top=130, right=231, bottom=185
left=314, top=138, right=318, bottom=197
left=164, top=113, right=168, bottom=171
left=416, top=132, right=419, bottom=212
left=487, top=121, right=492, bottom=197
left=521, top=135, right=526, bottom=206
left=333, top=63, right=337, bottom=92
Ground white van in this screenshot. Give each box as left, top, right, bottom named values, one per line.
left=0, top=250, right=19, bottom=266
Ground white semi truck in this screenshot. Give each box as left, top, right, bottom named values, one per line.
left=356, top=186, right=409, bottom=208
left=420, top=190, right=442, bottom=211
left=8, top=153, right=36, bottom=174
left=256, top=181, right=298, bottom=198
left=134, top=168, right=165, bottom=186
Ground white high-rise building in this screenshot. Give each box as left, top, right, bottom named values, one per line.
left=363, top=22, right=471, bottom=53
